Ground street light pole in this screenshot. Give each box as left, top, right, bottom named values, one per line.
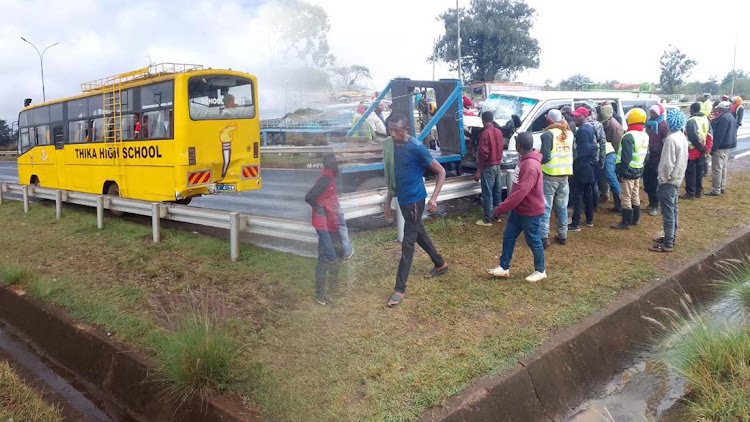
left=456, top=0, right=462, bottom=82
left=20, top=37, right=59, bottom=102
left=730, top=33, right=738, bottom=96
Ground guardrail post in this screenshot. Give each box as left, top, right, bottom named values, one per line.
left=230, top=212, right=240, bottom=261
left=22, top=186, right=29, bottom=213
left=55, top=190, right=62, bottom=219
left=96, top=196, right=104, bottom=229
left=152, top=203, right=161, bottom=243
left=394, top=198, right=404, bottom=243
left=0, top=182, right=4, bottom=205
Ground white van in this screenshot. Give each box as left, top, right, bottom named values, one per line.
left=464, top=91, right=661, bottom=170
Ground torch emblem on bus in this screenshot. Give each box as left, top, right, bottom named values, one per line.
left=219, top=123, right=237, bottom=178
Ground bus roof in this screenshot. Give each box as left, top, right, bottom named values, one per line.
left=20, top=66, right=256, bottom=112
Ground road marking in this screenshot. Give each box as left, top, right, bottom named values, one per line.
left=734, top=150, right=750, bottom=160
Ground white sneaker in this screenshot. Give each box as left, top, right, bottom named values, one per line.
left=525, top=271, right=547, bottom=283
left=486, top=266, right=510, bottom=278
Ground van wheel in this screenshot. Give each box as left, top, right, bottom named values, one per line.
left=349, top=177, right=390, bottom=230
left=106, top=182, right=122, bottom=216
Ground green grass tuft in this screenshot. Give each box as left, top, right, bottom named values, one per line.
left=714, top=258, right=750, bottom=314
left=150, top=314, right=238, bottom=405
left=664, top=320, right=750, bottom=420
left=0, top=265, right=34, bottom=285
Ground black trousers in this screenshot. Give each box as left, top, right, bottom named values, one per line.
left=643, top=160, right=659, bottom=208
left=571, top=181, right=594, bottom=226
left=395, top=201, right=444, bottom=294
left=685, top=158, right=704, bottom=196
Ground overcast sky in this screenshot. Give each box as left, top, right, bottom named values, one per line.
left=2, top=0, right=747, bottom=121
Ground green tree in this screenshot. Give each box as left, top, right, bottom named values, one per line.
left=0, top=120, right=13, bottom=146
left=432, top=0, right=540, bottom=82
left=559, top=74, right=593, bottom=91
left=275, top=0, right=335, bottom=68
left=329, top=65, right=371, bottom=90
left=721, top=70, right=749, bottom=88
left=659, top=46, right=697, bottom=94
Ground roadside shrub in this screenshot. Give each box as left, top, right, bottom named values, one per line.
left=715, top=258, right=750, bottom=314
left=151, top=314, right=238, bottom=405
left=0, top=265, right=34, bottom=286
left=665, top=321, right=750, bottom=420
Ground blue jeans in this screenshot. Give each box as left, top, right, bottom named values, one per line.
left=315, top=230, right=341, bottom=300
left=480, top=165, right=503, bottom=222
left=541, top=176, right=569, bottom=240
left=604, top=153, right=621, bottom=197
left=657, top=184, right=679, bottom=248
left=337, top=208, right=353, bottom=257
left=499, top=211, right=545, bottom=272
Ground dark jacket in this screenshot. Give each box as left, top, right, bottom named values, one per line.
left=712, top=110, right=738, bottom=152
left=603, top=117, right=624, bottom=154
left=573, top=123, right=597, bottom=184
left=734, top=106, right=744, bottom=127
left=493, top=151, right=545, bottom=217
left=646, top=121, right=668, bottom=163
left=615, top=129, right=649, bottom=180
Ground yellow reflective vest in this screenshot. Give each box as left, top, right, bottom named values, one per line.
left=687, top=115, right=709, bottom=149
left=541, top=127, right=574, bottom=176
left=701, top=99, right=713, bottom=117
left=616, top=130, right=649, bottom=169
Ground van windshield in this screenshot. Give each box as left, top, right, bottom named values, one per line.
left=481, top=94, right=538, bottom=125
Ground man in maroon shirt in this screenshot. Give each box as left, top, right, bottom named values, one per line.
left=474, top=111, right=504, bottom=226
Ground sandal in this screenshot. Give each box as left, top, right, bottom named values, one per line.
left=387, top=292, right=404, bottom=308
left=425, top=263, right=449, bottom=279
left=649, top=244, right=673, bottom=253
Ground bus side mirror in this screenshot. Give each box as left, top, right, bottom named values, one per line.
left=24, top=98, right=32, bottom=107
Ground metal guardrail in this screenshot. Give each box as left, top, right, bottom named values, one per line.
left=0, top=174, right=491, bottom=260
left=0, top=182, right=319, bottom=261
left=0, top=151, right=16, bottom=157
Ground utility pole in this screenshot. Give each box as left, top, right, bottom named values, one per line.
left=20, top=37, right=59, bottom=102
left=432, top=38, right=437, bottom=80
left=730, top=33, right=738, bottom=96
left=456, top=0, right=462, bottom=82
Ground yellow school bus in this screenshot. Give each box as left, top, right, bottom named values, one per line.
left=16, top=63, right=261, bottom=203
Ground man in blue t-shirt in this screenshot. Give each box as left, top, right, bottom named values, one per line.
left=384, top=113, right=449, bottom=307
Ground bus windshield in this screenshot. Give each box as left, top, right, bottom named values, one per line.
left=189, top=75, right=256, bottom=120
left=480, top=94, right=538, bottom=125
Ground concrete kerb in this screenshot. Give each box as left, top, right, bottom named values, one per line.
left=422, top=226, right=750, bottom=422
left=0, top=288, right=257, bottom=422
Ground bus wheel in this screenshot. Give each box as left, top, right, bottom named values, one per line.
left=30, top=176, right=40, bottom=186
left=350, top=176, right=390, bottom=230
left=105, top=182, right=123, bottom=216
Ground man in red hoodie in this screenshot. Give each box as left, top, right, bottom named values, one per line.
left=486, top=132, right=547, bottom=283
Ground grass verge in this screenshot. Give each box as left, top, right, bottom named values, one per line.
left=0, top=361, right=63, bottom=422
left=0, top=172, right=749, bottom=420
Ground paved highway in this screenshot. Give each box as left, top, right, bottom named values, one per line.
left=1, top=125, right=748, bottom=220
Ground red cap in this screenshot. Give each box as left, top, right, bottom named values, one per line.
left=571, top=106, right=590, bottom=117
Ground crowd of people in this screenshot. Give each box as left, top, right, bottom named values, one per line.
left=304, top=94, right=744, bottom=307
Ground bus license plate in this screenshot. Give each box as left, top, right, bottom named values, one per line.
left=216, top=184, right=236, bottom=192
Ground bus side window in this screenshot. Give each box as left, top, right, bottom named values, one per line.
left=53, top=125, right=64, bottom=146
left=143, top=109, right=172, bottom=139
